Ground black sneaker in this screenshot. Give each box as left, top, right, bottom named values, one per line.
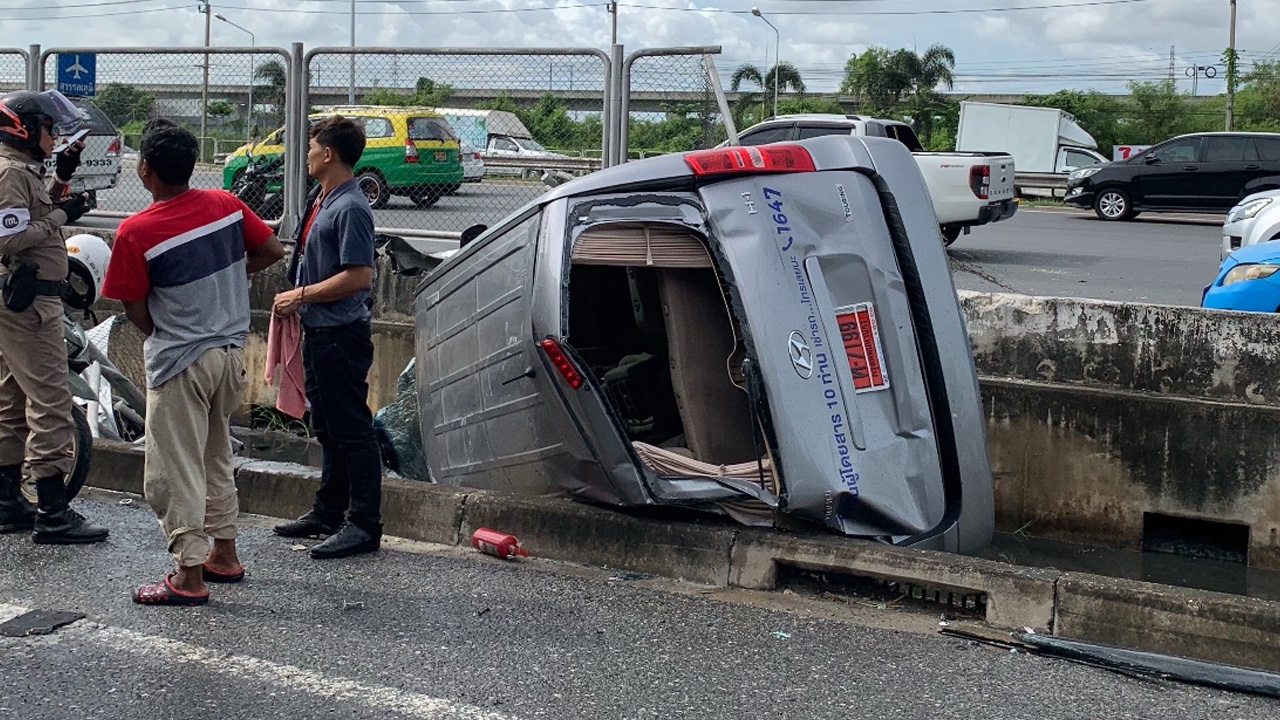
left=273, top=511, right=339, bottom=539
left=309, top=522, right=380, bottom=560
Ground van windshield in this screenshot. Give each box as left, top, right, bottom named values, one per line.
left=409, top=117, right=458, bottom=142
left=515, top=138, right=547, bottom=152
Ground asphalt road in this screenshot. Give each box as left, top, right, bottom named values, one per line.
left=949, top=207, right=1223, bottom=307
left=2, top=492, right=1275, bottom=719
left=93, top=165, right=545, bottom=234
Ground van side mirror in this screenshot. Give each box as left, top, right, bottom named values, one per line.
left=459, top=224, right=487, bottom=248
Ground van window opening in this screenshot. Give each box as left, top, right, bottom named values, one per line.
left=565, top=222, right=774, bottom=495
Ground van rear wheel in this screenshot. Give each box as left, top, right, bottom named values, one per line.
left=356, top=171, right=390, bottom=209
left=940, top=225, right=962, bottom=247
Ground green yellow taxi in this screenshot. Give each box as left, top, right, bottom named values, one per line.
left=222, top=106, right=464, bottom=208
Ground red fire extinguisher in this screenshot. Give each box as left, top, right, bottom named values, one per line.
left=471, top=527, right=529, bottom=560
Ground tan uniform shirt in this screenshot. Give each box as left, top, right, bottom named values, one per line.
left=0, top=144, right=69, bottom=282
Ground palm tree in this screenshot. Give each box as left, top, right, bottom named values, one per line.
left=840, top=44, right=955, bottom=132
left=254, top=59, right=288, bottom=126
left=731, top=62, right=807, bottom=126
left=731, top=64, right=766, bottom=128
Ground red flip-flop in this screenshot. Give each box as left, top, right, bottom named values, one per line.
left=201, top=563, right=245, bottom=584
left=132, top=574, right=209, bottom=606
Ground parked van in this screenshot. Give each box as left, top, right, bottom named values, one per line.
left=434, top=107, right=567, bottom=178
left=410, top=135, right=995, bottom=552
left=222, top=106, right=463, bottom=208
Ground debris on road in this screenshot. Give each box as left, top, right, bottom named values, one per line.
left=0, top=610, right=84, bottom=637
left=471, top=528, right=528, bottom=560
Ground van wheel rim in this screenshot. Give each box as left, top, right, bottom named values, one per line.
left=1099, top=192, right=1126, bottom=218
left=358, top=176, right=380, bottom=201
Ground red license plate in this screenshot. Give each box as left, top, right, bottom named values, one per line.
left=835, top=302, right=889, bottom=393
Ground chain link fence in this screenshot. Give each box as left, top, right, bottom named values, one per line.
left=13, top=44, right=729, bottom=237
left=303, top=48, right=610, bottom=235
left=0, top=49, right=27, bottom=94
left=37, top=47, right=293, bottom=219
left=622, top=51, right=730, bottom=164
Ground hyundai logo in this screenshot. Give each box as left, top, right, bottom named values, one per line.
left=788, top=331, right=813, bottom=379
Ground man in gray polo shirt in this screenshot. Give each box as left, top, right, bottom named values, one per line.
left=271, top=116, right=382, bottom=559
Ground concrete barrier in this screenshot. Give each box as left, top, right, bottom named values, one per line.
left=1055, top=572, right=1280, bottom=671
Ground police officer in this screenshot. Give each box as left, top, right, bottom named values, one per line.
left=0, top=90, right=107, bottom=543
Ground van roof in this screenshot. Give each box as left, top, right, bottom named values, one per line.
left=322, top=105, right=445, bottom=117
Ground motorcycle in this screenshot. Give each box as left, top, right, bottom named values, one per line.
left=232, top=148, right=286, bottom=222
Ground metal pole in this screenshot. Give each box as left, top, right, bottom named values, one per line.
left=348, top=0, right=356, bottom=104
left=215, top=14, right=254, bottom=139
left=200, top=0, right=211, bottom=163
left=751, top=8, right=779, bottom=118
left=705, top=53, right=737, bottom=145
left=611, top=44, right=624, bottom=166
left=1227, top=0, right=1237, bottom=131
left=27, top=44, right=40, bottom=90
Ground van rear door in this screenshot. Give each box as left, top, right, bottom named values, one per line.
left=693, top=142, right=952, bottom=540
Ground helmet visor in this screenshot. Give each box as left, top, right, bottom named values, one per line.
left=38, top=90, right=89, bottom=135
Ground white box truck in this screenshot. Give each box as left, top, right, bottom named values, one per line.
left=955, top=101, right=1107, bottom=197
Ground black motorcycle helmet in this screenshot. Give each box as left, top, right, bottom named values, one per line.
left=0, top=90, right=87, bottom=160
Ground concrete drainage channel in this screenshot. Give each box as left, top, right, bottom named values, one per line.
left=87, top=438, right=1280, bottom=675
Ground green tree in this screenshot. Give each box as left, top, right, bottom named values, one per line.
left=731, top=62, right=807, bottom=127
left=363, top=76, right=455, bottom=108
left=840, top=43, right=955, bottom=133
left=95, top=82, right=155, bottom=127
left=1235, top=60, right=1280, bottom=132
left=1123, top=79, right=1190, bottom=144
left=207, top=99, right=234, bottom=122
left=255, top=59, right=288, bottom=126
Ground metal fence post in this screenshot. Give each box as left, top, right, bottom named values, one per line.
left=27, top=45, right=40, bottom=90
left=705, top=53, right=737, bottom=145
left=610, top=44, right=624, bottom=167
left=279, top=42, right=305, bottom=240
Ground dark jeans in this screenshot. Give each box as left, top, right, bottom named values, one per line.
left=302, top=319, right=382, bottom=536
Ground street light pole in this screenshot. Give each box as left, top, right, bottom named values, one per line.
left=751, top=7, right=780, bottom=118
left=215, top=13, right=254, bottom=139
left=348, top=0, right=356, bottom=103
left=1227, top=0, right=1237, bottom=131
left=199, top=0, right=211, bottom=161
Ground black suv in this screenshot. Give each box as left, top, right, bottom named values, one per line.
left=1065, top=132, right=1280, bottom=221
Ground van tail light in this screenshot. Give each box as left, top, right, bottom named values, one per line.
left=684, top=144, right=815, bottom=177
left=404, top=137, right=419, bottom=164
left=969, top=164, right=990, bottom=200
left=473, top=151, right=481, bottom=161
left=106, top=135, right=121, bottom=158
left=539, top=338, right=584, bottom=389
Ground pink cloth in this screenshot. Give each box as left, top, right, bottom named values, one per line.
left=264, top=313, right=306, bottom=418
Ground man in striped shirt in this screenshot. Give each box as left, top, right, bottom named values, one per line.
left=102, top=119, right=285, bottom=606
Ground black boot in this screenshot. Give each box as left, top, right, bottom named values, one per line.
left=0, top=464, right=34, bottom=534
left=33, top=475, right=108, bottom=545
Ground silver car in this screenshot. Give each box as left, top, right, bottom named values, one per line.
left=1222, top=189, right=1280, bottom=259
left=412, top=135, right=994, bottom=553
left=461, top=142, right=485, bottom=184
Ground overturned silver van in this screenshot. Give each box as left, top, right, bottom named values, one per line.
left=413, top=135, right=994, bottom=553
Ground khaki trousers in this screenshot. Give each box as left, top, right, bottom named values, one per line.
left=0, top=296, right=74, bottom=478
left=144, top=345, right=246, bottom=567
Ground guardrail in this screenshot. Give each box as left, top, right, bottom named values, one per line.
left=1015, top=171, right=1068, bottom=193
left=480, top=155, right=603, bottom=173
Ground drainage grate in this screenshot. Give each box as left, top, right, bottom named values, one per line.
left=777, top=564, right=987, bottom=617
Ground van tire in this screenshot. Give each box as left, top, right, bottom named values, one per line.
left=940, top=225, right=962, bottom=246
left=412, top=187, right=443, bottom=208
left=356, top=171, right=390, bottom=209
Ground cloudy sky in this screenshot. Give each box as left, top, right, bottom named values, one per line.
left=2, top=0, right=1273, bottom=96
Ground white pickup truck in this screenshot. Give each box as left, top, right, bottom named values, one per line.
left=735, top=114, right=1017, bottom=245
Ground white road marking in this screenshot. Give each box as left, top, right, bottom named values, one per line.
left=0, top=602, right=515, bottom=720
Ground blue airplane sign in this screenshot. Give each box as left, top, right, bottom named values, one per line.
left=57, top=53, right=96, bottom=97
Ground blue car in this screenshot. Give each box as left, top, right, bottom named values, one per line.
left=1203, top=239, right=1280, bottom=312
